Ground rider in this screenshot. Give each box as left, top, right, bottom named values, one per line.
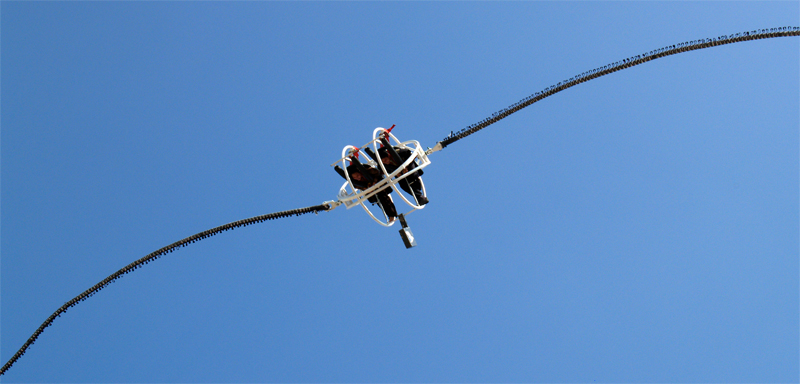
left=334, top=157, right=399, bottom=223
left=366, top=137, right=428, bottom=206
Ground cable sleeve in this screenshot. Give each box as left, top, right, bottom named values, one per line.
left=0, top=202, right=330, bottom=376
left=438, top=27, right=799, bottom=149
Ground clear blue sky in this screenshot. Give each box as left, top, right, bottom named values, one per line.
left=2, top=2, right=798, bottom=382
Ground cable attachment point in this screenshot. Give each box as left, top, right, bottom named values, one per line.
left=426, top=142, right=443, bottom=155
left=323, top=200, right=341, bottom=211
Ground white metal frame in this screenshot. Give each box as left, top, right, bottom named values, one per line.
left=333, top=127, right=431, bottom=227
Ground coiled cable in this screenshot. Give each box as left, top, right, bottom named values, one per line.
left=0, top=202, right=331, bottom=376
left=438, top=27, right=800, bottom=149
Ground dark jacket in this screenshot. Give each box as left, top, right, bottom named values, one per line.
left=334, top=164, right=387, bottom=191
left=378, top=146, right=423, bottom=178
left=334, top=163, right=397, bottom=218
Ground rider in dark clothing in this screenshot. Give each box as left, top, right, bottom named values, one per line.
left=334, top=160, right=398, bottom=221
left=369, top=140, right=428, bottom=206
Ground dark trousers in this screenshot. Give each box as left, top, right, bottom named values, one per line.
left=398, top=176, right=425, bottom=203
left=369, top=192, right=397, bottom=218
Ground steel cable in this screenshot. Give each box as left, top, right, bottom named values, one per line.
left=438, top=27, right=800, bottom=149
left=0, top=202, right=331, bottom=376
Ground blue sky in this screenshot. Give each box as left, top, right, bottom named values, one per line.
left=2, top=2, right=798, bottom=382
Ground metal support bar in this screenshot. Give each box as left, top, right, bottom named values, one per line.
left=381, top=137, right=404, bottom=165
left=349, top=156, right=374, bottom=183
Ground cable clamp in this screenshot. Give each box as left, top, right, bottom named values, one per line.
left=426, top=142, right=443, bottom=155
left=323, top=200, right=342, bottom=211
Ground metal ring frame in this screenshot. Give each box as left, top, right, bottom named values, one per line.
left=335, top=127, right=431, bottom=227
